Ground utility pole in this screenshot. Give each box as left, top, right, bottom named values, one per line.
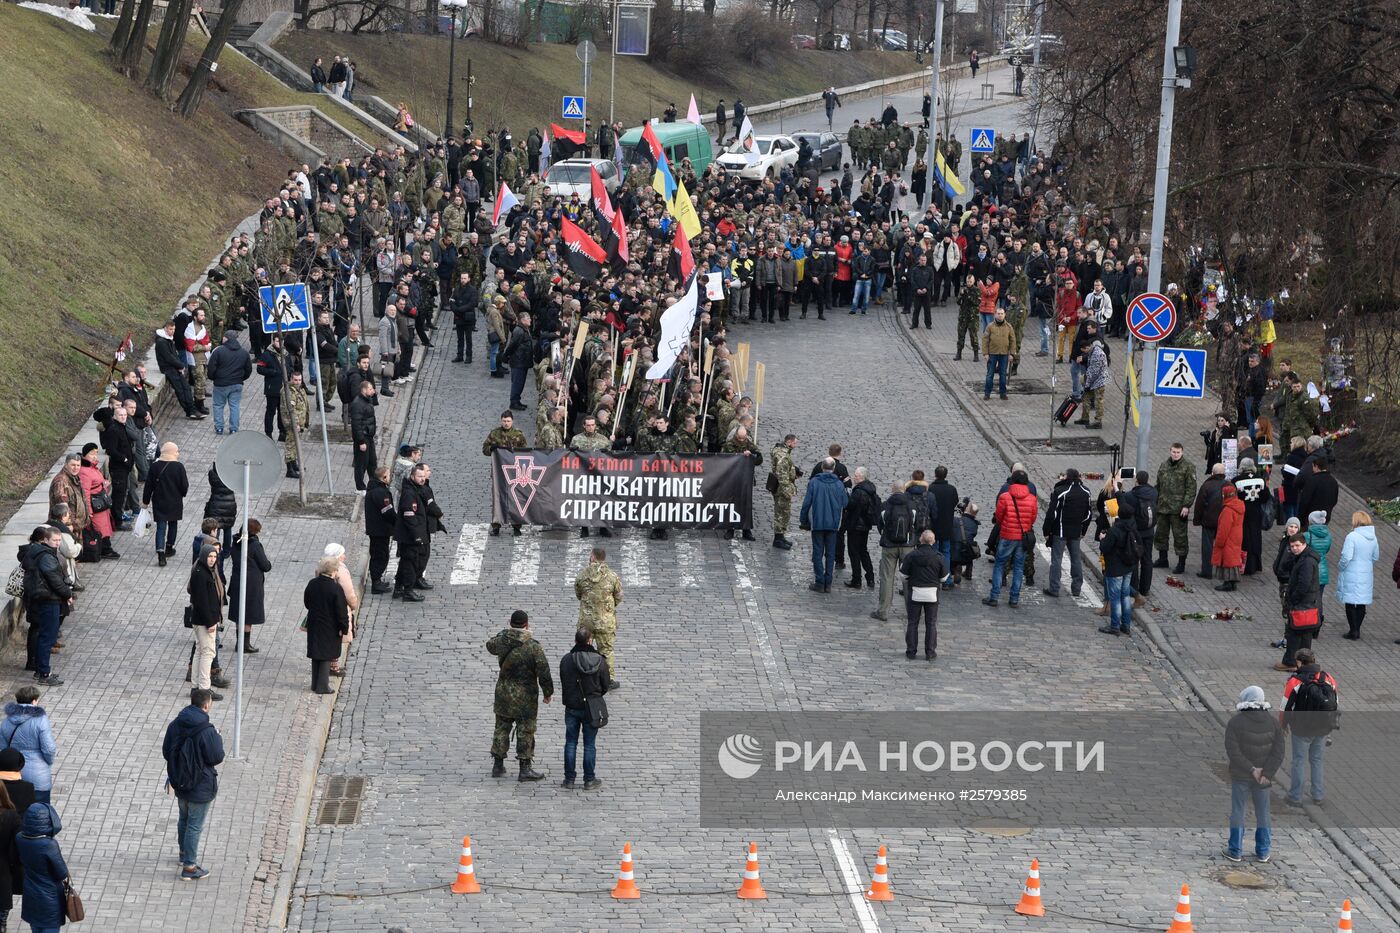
left=920, top=0, right=946, bottom=210
left=1135, top=0, right=1184, bottom=472
left=609, top=0, right=617, bottom=125
left=1028, top=0, right=1044, bottom=155
left=443, top=0, right=468, bottom=138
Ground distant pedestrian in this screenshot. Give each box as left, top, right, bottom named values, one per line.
left=16, top=802, right=69, bottom=926
left=0, top=749, right=35, bottom=819
left=1, top=688, right=55, bottom=805
left=486, top=610, right=554, bottom=782
left=323, top=543, right=359, bottom=678
left=1097, top=497, right=1139, bottom=636
left=78, top=444, right=118, bottom=560
left=872, top=481, right=916, bottom=621
left=1212, top=484, right=1244, bottom=592
left=0, top=783, right=21, bottom=932
left=1191, top=462, right=1227, bottom=579
left=205, top=332, right=251, bottom=437
left=364, top=467, right=396, bottom=595
left=574, top=548, right=622, bottom=690
left=186, top=545, right=224, bottom=700
left=558, top=627, right=609, bottom=791
left=1042, top=468, right=1091, bottom=599
left=822, top=87, right=841, bottom=129
left=1280, top=649, right=1338, bottom=806
left=926, top=465, right=959, bottom=587
left=349, top=380, right=379, bottom=492
left=969, top=48, right=980, bottom=77
left=327, top=55, right=347, bottom=97
left=143, top=442, right=189, bottom=567
left=983, top=470, right=1037, bottom=607
left=162, top=688, right=225, bottom=881
left=303, top=557, right=350, bottom=695
left=1276, top=533, right=1321, bottom=672
left=19, top=526, right=72, bottom=686
left=227, top=520, right=272, bottom=656
left=899, top=530, right=944, bottom=660
left=799, top=458, right=849, bottom=592
left=309, top=57, right=327, bottom=92
left=1336, top=511, right=1378, bottom=640
left=1223, top=685, right=1283, bottom=862
left=843, top=467, right=881, bottom=590
left=981, top=307, right=1015, bottom=400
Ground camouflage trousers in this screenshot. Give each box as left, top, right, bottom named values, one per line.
left=592, top=622, right=617, bottom=680
left=956, top=312, right=979, bottom=355
left=491, top=715, right=538, bottom=760
left=772, top=491, right=793, bottom=535
left=1154, top=512, right=1190, bottom=556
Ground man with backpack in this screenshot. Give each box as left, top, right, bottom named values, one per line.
left=872, top=481, right=917, bottom=622
left=1280, top=649, right=1337, bottom=806
left=162, top=688, right=226, bottom=881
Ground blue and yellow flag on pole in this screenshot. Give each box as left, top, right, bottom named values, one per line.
left=932, top=149, right=966, bottom=200
left=1126, top=353, right=1140, bottom=427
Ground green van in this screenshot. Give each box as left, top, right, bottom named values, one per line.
left=618, top=122, right=715, bottom=175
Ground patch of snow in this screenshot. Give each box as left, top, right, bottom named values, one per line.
left=18, top=1, right=97, bottom=32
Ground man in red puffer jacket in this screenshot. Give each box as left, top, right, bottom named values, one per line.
left=984, top=470, right=1038, bottom=608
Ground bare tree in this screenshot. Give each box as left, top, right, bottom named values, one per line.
left=145, top=0, right=196, bottom=98
left=117, top=0, right=157, bottom=74
left=177, top=0, right=244, bottom=116
left=109, top=0, right=137, bottom=55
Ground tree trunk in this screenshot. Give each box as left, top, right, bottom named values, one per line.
left=296, top=0, right=310, bottom=27
left=145, top=0, right=195, bottom=98
left=110, top=0, right=137, bottom=55
left=703, top=0, right=714, bottom=18
left=176, top=0, right=243, bottom=117
left=119, top=0, right=156, bottom=73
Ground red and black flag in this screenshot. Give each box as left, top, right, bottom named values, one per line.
left=561, top=216, right=608, bottom=282
left=667, top=221, right=695, bottom=282
left=550, top=123, right=587, bottom=160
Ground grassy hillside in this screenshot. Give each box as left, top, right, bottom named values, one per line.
left=276, top=30, right=919, bottom=136
left=0, top=4, right=292, bottom=505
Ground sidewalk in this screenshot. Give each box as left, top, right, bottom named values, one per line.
left=893, top=299, right=1400, bottom=893
left=2, top=281, right=419, bottom=930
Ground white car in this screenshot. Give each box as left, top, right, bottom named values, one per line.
left=542, top=159, right=622, bottom=200
left=715, top=135, right=800, bottom=182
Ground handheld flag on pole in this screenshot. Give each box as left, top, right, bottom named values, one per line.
left=540, top=132, right=552, bottom=172
left=610, top=205, right=629, bottom=266
left=646, top=273, right=700, bottom=380
left=550, top=123, right=586, bottom=160
left=589, top=166, right=615, bottom=224
left=612, top=128, right=625, bottom=181
left=931, top=149, right=966, bottom=200
left=1125, top=352, right=1141, bottom=428
left=686, top=93, right=702, bottom=126
left=642, top=122, right=677, bottom=201
left=667, top=222, right=695, bottom=282
left=492, top=181, right=519, bottom=226
left=667, top=177, right=702, bottom=242
left=735, top=115, right=758, bottom=164
left=560, top=216, right=608, bottom=282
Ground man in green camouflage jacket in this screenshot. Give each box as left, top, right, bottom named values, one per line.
left=486, top=610, right=554, bottom=781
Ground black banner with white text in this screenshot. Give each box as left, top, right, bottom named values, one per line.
left=491, top=450, right=755, bottom=528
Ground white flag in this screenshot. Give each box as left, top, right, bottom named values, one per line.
left=686, top=93, right=702, bottom=126
left=646, top=274, right=700, bottom=380
left=735, top=115, right=757, bottom=164
left=540, top=133, right=552, bottom=172
left=492, top=182, right=519, bottom=226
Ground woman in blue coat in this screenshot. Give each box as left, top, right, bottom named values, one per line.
left=1, top=689, right=55, bottom=805
left=16, top=803, right=67, bottom=932
left=1336, top=511, right=1380, bottom=640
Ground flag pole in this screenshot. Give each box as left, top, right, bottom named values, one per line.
left=752, top=362, right=766, bottom=441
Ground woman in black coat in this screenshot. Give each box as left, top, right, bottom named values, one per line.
left=304, top=557, right=349, bottom=695
left=187, top=545, right=225, bottom=698
left=143, top=442, right=189, bottom=566
left=204, top=464, right=238, bottom=558
left=227, top=520, right=272, bottom=654
left=0, top=782, right=22, bottom=931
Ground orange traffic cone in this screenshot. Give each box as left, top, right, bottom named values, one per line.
left=1337, top=898, right=1354, bottom=932
left=1166, top=884, right=1193, bottom=932
left=450, top=835, right=481, bottom=894
left=737, top=842, right=768, bottom=899
left=611, top=842, right=641, bottom=899
left=1014, top=858, right=1045, bottom=917
left=865, top=845, right=893, bottom=901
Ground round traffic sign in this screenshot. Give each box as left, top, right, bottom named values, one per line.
left=576, top=39, right=597, bottom=64
left=1126, top=292, right=1176, bottom=343
left=214, top=431, right=285, bottom=499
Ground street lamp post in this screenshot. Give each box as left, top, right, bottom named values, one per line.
left=443, top=0, right=470, bottom=138
left=920, top=0, right=946, bottom=211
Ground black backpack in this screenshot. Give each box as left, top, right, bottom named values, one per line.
left=886, top=498, right=915, bottom=547
left=909, top=493, right=932, bottom=536
left=168, top=725, right=211, bottom=795
left=1288, top=671, right=1338, bottom=713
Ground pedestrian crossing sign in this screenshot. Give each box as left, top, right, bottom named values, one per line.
left=1154, top=346, right=1206, bottom=399
left=970, top=127, right=995, bottom=153
left=562, top=95, right=586, bottom=119
left=257, top=283, right=311, bottom=334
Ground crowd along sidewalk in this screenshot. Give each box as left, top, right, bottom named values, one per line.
left=1, top=270, right=421, bottom=931
left=891, top=301, right=1400, bottom=897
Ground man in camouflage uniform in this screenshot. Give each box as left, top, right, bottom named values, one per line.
left=483, top=410, right=528, bottom=536
left=848, top=119, right=866, bottom=168
left=570, top=415, right=612, bottom=538
left=721, top=425, right=761, bottom=541
left=282, top=371, right=310, bottom=478
left=954, top=274, right=980, bottom=360
left=536, top=404, right=566, bottom=451
left=1153, top=442, right=1198, bottom=574
left=769, top=433, right=799, bottom=550
left=574, top=547, right=623, bottom=689
left=485, top=610, right=554, bottom=781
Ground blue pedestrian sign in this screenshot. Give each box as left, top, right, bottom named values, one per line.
left=562, top=95, right=586, bottom=119
left=1155, top=347, right=1206, bottom=399
left=257, top=283, right=311, bottom=334
left=970, top=127, right=996, bottom=153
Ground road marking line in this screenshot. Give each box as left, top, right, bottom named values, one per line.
left=621, top=535, right=651, bottom=588
left=729, top=540, right=782, bottom=688
left=828, top=830, right=881, bottom=933
left=508, top=535, right=539, bottom=585
left=564, top=538, right=591, bottom=584
left=1036, top=542, right=1103, bottom=608
left=676, top=539, right=702, bottom=588
left=449, top=522, right=489, bottom=585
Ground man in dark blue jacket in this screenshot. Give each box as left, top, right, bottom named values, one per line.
left=206, top=332, right=253, bottom=435
left=162, top=689, right=226, bottom=881
left=799, top=458, right=850, bottom=592
left=925, top=465, right=960, bottom=588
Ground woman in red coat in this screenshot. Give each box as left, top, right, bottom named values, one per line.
left=78, top=443, right=118, bottom=558
left=834, top=236, right=854, bottom=305
left=1212, top=484, right=1244, bottom=592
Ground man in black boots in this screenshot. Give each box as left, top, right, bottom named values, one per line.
left=364, top=467, right=396, bottom=594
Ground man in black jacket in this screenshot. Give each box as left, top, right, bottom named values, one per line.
left=394, top=463, right=438, bottom=601
left=872, top=481, right=915, bottom=621
left=205, top=333, right=252, bottom=435
left=21, top=526, right=72, bottom=686
left=899, top=530, right=944, bottom=660
left=1296, top=459, right=1339, bottom=530
left=117, top=366, right=152, bottom=423
left=925, top=465, right=960, bottom=588
left=559, top=627, right=610, bottom=790
left=844, top=467, right=881, bottom=590
left=909, top=253, right=935, bottom=329
left=364, top=467, right=396, bottom=594
left=503, top=311, right=534, bottom=410
left=1223, top=684, right=1284, bottom=862
left=1192, top=462, right=1228, bottom=579
left=1098, top=503, right=1139, bottom=636
left=1042, top=468, right=1091, bottom=598
left=349, top=380, right=378, bottom=492
left=256, top=337, right=288, bottom=440
left=156, top=319, right=203, bottom=419
left=100, top=406, right=135, bottom=530
left=449, top=271, right=479, bottom=363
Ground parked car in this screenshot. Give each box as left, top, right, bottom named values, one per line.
left=791, top=34, right=817, bottom=49
left=863, top=28, right=909, bottom=50
left=543, top=159, right=622, bottom=199
left=818, top=32, right=851, bottom=50
left=617, top=121, right=715, bottom=174
left=715, top=134, right=800, bottom=181
left=790, top=131, right=842, bottom=172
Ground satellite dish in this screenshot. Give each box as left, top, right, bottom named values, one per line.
left=214, top=432, right=285, bottom=498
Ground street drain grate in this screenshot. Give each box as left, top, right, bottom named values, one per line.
left=965, top=379, right=1052, bottom=395
left=317, top=776, right=367, bottom=825
left=1018, top=436, right=1115, bottom=453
